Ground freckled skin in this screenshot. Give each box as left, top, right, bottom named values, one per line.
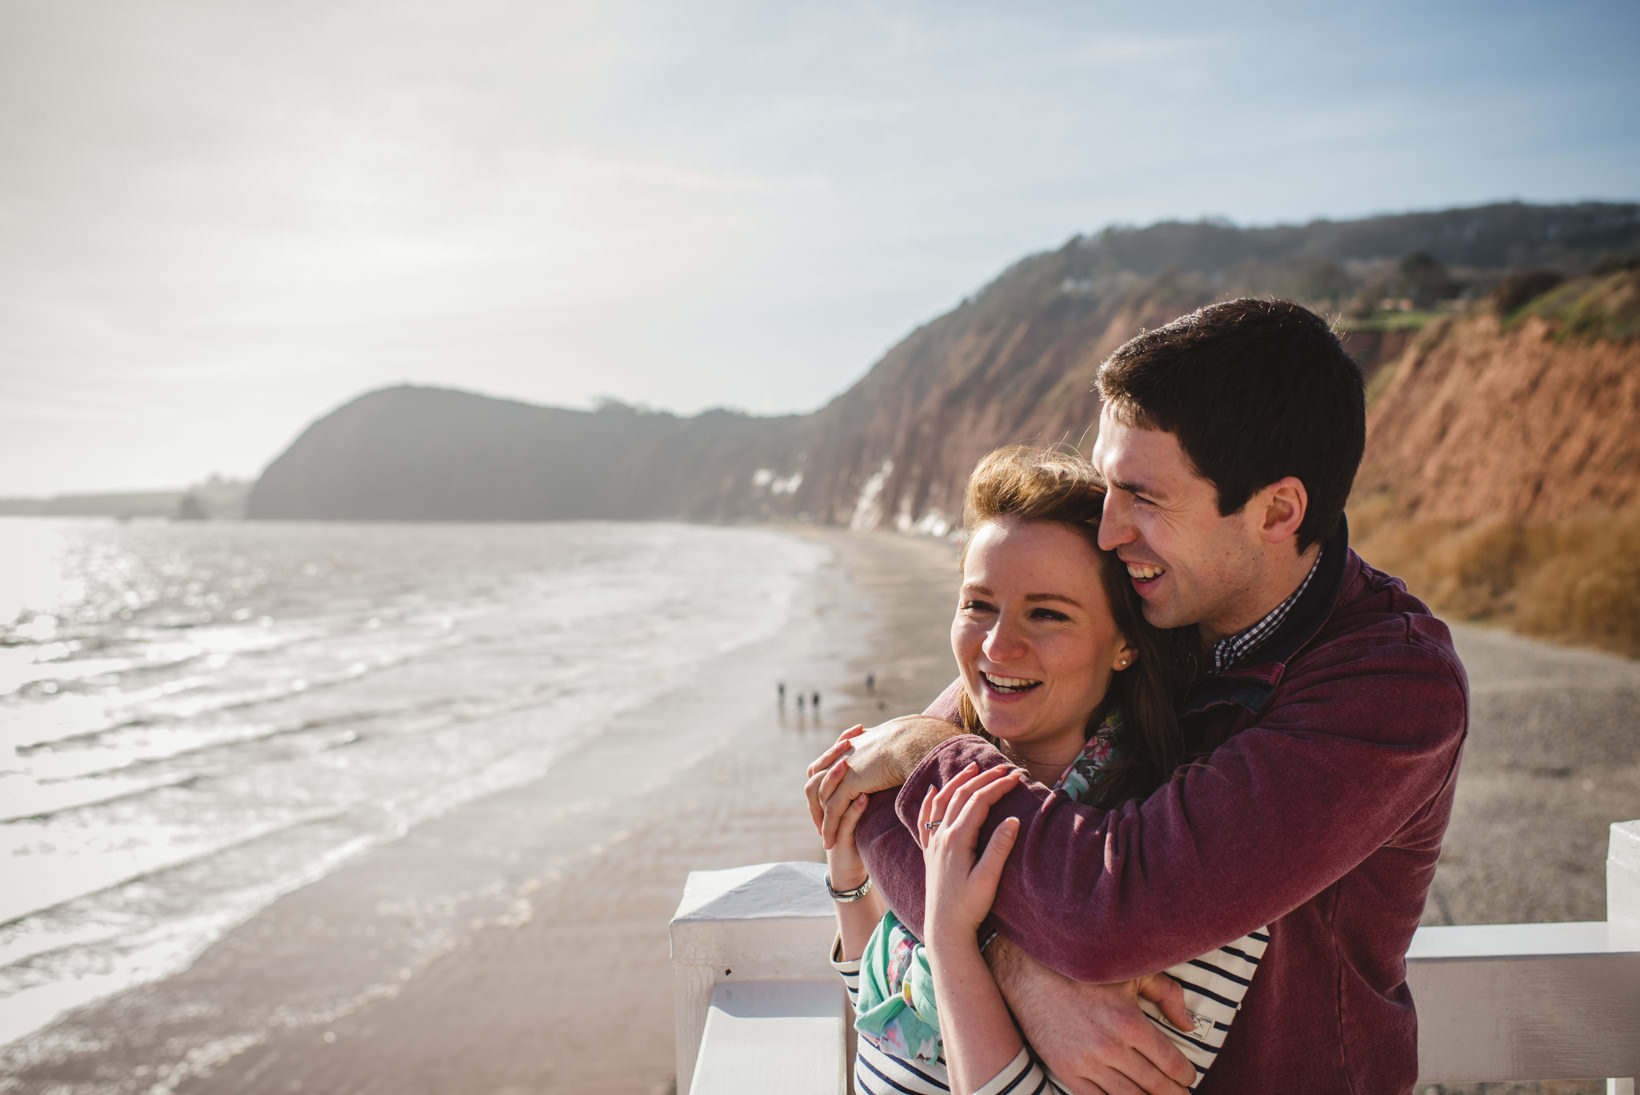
left=951, top=517, right=1132, bottom=782
left=1090, top=407, right=1274, bottom=644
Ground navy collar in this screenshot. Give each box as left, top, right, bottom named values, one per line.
left=1208, top=548, right=1324, bottom=674
left=1182, top=516, right=1351, bottom=718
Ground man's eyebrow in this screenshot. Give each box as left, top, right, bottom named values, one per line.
left=1108, top=475, right=1158, bottom=498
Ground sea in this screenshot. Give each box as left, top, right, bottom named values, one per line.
left=0, top=516, right=831, bottom=1057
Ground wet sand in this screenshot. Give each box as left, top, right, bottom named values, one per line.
left=3, top=530, right=1633, bottom=1095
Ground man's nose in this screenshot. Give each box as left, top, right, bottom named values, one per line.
left=1099, top=493, right=1135, bottom=551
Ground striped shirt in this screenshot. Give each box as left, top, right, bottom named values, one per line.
left=1137, top=929, right=1271, bottom=1088
left=834, top=949, right=1067, bottom=1095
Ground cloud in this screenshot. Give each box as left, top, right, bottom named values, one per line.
left=548, top=149, right=831, bottom=196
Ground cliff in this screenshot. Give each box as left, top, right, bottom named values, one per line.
left=1356, top=268, right=1640, bottom=521
left=248, top=201, right=1640, bottom=531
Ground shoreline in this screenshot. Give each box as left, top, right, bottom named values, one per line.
left=0, top=529, right=962, bottom=1095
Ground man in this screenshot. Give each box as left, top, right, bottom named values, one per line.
left=816, top=298, right=1468, bottom=1094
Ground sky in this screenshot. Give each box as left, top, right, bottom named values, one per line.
left=1, top=0, right=1637, bottom=497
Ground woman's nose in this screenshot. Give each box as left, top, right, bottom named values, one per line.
left=982, top=620, right=1026, bottom=660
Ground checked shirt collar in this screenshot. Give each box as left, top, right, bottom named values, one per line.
left=1208, top=549, right=1324, bottom=675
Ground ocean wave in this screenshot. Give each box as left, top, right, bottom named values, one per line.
left=0, top=771, right=200, bottom=825
left=0, top=818, right=379, bottom=1051
left=14, top=716, right=379, bottom=787
left=6, top=639, right=451, bottom=760
left=0, top=806, right=354, bottom=928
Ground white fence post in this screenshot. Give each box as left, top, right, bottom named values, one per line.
left=669, top=861, right=846, bottom=1095
left=1608, top=820, right=1640, bottom=1095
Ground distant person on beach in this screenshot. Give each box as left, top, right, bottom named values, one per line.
left=807, top=447, right=1266, bottom=1093
left=809, top=299, right=1469, bottom=1094
left=812, top=691, right=821, bottom=713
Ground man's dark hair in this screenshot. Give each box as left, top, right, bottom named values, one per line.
left=1096, top=298, right=1365, bottom=552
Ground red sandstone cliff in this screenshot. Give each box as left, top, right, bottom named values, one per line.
left=1357, top=272, right=1640, bottom=522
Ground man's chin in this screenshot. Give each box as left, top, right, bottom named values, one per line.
left=1140, top=598, right=1184, bottom=630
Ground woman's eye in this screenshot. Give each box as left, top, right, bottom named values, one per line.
left=1031, top=608, right=1069, bottom=621
left=960, top=600, right=995, bottom=614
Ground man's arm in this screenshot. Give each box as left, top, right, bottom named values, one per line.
left=892, top=633, right=1468, bottom=982
left=988, top=938, right=1196, bottom=1095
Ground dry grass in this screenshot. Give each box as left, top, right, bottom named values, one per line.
left=1511, top=267, right=1640, bottom=340
left=1351, top=498, right=1640, bottom=659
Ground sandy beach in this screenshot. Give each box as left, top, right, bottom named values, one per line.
left=3, top=528, right=1634, bottom=1095
left=1425, top=623, right=1640, bottom=930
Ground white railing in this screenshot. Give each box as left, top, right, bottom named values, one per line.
left=670, top=820, right=1640, bottom=1095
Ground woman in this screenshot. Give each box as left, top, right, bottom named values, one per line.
left=806, top=447, right=1266, bottom=1095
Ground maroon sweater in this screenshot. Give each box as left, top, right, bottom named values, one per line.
left=856, top=536, right=1468, bottom=1095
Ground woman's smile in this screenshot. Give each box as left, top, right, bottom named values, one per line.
left=952, top=516, right=1132, bottom=777
left=980, top=671, right=1040, bottom=694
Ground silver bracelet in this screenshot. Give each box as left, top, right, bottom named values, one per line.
left=825, top=873, right=874, bottom=902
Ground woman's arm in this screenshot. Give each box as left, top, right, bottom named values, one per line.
left=919, top=762, right=1028, bottom=1095
left=828, top=791, right=887, bottom=958
left=806, top=725, right=886, bottom=958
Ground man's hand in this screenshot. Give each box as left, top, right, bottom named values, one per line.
left=989, top=937, right=1196, bottom=1095
left=802, top=715, right=962, bottom=847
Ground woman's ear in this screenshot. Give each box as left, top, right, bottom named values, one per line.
left=1113, top=642, right=1138, bottom=672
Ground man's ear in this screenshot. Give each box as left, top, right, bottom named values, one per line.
left=1255, top=476, right=1308, bottom=545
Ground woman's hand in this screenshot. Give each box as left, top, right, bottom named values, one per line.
left=919, top=762, right=1024, bottom=947
left=803, top=715, right=964, bottom=848
left=805, top=724, right=870, bottom=885
left=918, top=763, right=1030, bottom=1095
